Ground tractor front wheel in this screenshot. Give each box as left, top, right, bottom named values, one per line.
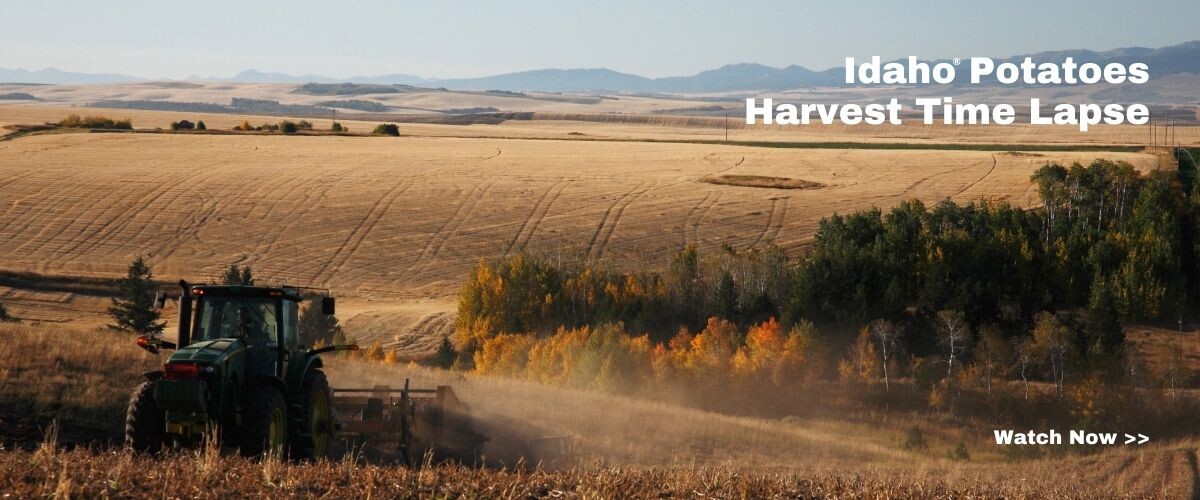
left=238, top=384, right=287, bottom=458
left=125, top=381, right=166, bottom=454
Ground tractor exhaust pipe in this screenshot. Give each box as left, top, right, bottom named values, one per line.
left=177, top=279, right=192, bottom=347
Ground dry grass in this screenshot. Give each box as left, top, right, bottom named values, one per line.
left=701, top=174, right=825, bottom=190
left=1, top=437, right=1196, bottom=498
left=1, top=323, right=1198, bottom=497
left=0, top=323, right=158, bottom=441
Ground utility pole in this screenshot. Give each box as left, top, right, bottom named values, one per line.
left=724, top=111, right=729, bottom=143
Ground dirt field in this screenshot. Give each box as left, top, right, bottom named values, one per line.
left=0, top=108, right=1158, bottom=348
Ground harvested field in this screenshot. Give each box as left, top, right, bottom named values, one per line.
left=0, top=119, right=1157, bottom=345
left=3, top=446, right=1198, bottom=498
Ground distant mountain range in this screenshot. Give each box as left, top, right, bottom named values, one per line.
left=3, top=41, right=1198, bottom=93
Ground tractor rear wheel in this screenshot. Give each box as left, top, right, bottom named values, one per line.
left=125, top=381, right=166, bottom=454
left=289, top=369, right=336, bottom=460
left=238, top=384, right=287, bottom=458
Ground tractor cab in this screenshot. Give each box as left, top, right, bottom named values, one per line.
left=128, top=280, right=343, bottom=459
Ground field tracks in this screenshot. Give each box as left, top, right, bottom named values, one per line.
left=314, top=177, right=416, bottom=284
left=57, top=165, right=214, bottom=267
left=953, top=154, right=999, bottom=198
left=748, top=196, right=790, bottom=248
left=681, top=190, right=721, bottom=248
left=505, top=178, right=568, bottom=256
left=586, top=180, right=655, bottom=260
left=404, top=180, right=496, bottom=280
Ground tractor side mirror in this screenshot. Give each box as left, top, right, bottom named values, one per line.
left=153, top=291, right=167, bottom=310
left=321, top=296, right=335, bottom=315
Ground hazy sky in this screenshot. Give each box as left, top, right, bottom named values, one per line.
left=1, top=1, right=1196, bottom=79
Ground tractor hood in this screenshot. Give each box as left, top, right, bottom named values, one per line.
left=167, top=338, right=246, bottom=365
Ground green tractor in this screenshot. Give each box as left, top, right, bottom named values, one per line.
left=126, top=280, right=351, bottom=459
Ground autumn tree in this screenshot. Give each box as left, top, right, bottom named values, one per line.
left=363, top=340, right=385, bottom=361
left=732, top=317, right=785, bottom=379
left=1032, top=312, right=1071, bottom=398
left=975, top=325, right=1010, bottom=395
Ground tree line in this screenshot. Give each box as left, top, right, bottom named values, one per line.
left=452, top=157, right=1200, bottom=430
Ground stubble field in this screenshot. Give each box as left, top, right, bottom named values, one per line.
left=0, top=105, right=1159, bottom=350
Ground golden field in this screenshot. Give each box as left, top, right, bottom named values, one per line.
left=0, top=104, right=1162, bottom=350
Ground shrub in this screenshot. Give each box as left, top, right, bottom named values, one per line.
left=234, top=120, right=254, bottom=131
left=279, top=121, right=299, bottom=134
left=296, top=120, right=313, bottom=130
left=0, top=302, right=12, bottom=322
left=196, top=120, right=206, bottom=130
left=372, top=123, right=400, bottom=136
left=900, top=425, right=928, bottom=451
left=951, top=441, right=970, bottom=461
left=170, top=120, right=195, bottom=131
left=58, top=114, right=132, bottom=130
left=331, top=121, right=344, bottom=133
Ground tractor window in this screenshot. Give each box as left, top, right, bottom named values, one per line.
left=194, top=297, right=280, bottom=347
left=281, top=300, right=298, bottom=349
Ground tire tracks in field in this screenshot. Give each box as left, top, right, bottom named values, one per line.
left=705, top=154, right=745, bottom=176
left=314, top=176, right=416, bottom=285
left=383, top=311, right=455, bottom=353
left=322, top=146, right=496, bottom=286
left=403, top=179, right=495, bottom=281
left=952, top=154, right=998, bottom=198
left=680, top=190, right=721, bottom=248
left=747, top=196, right=790, bottom=248
left=8, top=168, right=101, bottom=260
left=504, top=178, right=568, bottom=256
left=239, top=164, right=335, bottom=266
left=585, top=180, right=654, bottom=261
left=58, top=164, right=212, bottom=268
left=900, top=159, right=984, bottom=198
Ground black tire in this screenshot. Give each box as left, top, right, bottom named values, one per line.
left=238, top=384, right=287, bottom=458
left=289, top=369, right=336, bottom=461
left=125, top=381, right=166, bottom=454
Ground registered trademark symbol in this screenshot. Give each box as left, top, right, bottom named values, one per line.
left=953, top=58, right=961, bottom=65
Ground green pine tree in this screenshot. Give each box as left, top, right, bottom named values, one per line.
left=219, top=263, right=254, bottom=285
left=433, top=336, right=456, bottom=369
left=1087, top=279, right=1125, bottom=356
left=715, top=271, right=739, bottom=322
left=108, top=256, right=165, bottom=335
